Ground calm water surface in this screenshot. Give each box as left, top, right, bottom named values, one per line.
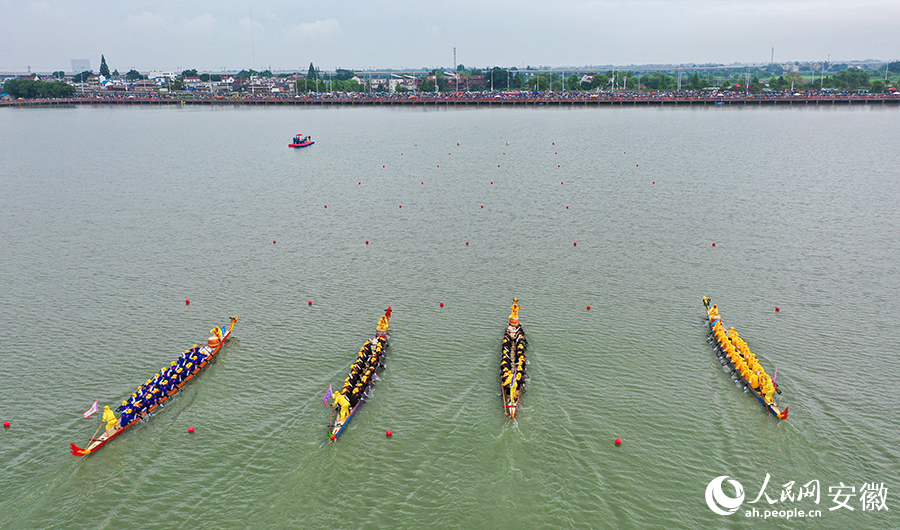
left=1, top=105, right=898, bottom=529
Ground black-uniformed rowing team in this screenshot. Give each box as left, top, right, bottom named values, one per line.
left=115, top=345, right=210, bottom=427
left=500, top=327, right=528, bottom=391
left=340, top=336, right=387, bottom=408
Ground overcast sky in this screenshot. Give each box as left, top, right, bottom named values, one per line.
left=2, top=0, right=897, bottom=73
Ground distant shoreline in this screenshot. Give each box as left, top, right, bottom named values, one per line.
left=3, top=94, right=899, bottom=108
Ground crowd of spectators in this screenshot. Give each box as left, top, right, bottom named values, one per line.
left=4, top=87, right=898, bottom=105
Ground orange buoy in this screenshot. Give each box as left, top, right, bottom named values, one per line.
left=615, top=438, right=622, bottom=445
left=587, top=305, right=591, bottom=310
left=573, top=242, right=577, bottom=246
left=399, top=205, right=402, bottom=208
left=712, top=243, right=716, bottom=247
left=3, top=421, right=9, bottom=428
left=481, top=205, right=484, bottom=208
left=386, top=430, right=393, bottom=436
left=331, top=435, right=336, bottom=440
left=465, top=241, right=469, bottom=246
left=185, top=299, right=190, bottom=305
left=366, top=241, right=369, bottom=245
left=440, top=302, right=444, bottom=307
left=188, top=426, right=195, bottom=433
left=775, top=307, right=780, bottom=312
left=308, top=301, right=313, bottom=306
left=566, top=206, right=569, bottom=209
left=273, top=240, right=276, bottom=244
left=324, top=205, right=327, bottom=208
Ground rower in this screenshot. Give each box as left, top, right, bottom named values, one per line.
left=349, top=387, right=361, bottom=407
left=147, top=387, right=161, bottom=406
left=119, top=407, right=134, bottom=427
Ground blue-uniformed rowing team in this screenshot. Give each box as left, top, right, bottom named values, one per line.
left=115, top=345, right=210, bottom=427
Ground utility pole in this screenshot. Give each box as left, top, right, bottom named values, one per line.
left=453, top=47, right=458, bottom=92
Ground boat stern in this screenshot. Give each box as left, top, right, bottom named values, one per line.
left=70, top=442, right=90, bottom=457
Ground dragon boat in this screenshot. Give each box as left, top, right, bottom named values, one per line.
left=703, top=298, right=787, bottom=420
left=327, top=307, right=391, bottom=440
left=500, top=298, right=527, bottom=419
left=70, top=315, right=238, bottom=456
left=288, top=134, right=314, bottom=148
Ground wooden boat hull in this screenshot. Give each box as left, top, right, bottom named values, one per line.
left=71, top=315, right=238, bottom=456
left=703, top=299, right=787, bottom=420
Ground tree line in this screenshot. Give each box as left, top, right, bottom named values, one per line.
left=3, top=78, right=76, bottom=98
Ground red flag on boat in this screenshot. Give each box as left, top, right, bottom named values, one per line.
left=83, top=400, right=99, bottom=419
left=322, top=385, right=333, bottom=407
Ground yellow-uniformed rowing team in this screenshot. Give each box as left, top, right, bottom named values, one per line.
left=332, top=335, right=387, bottom=424
left=711, top=319, right=777, bottom=403
left=501, top=338, right=526, bottom=402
